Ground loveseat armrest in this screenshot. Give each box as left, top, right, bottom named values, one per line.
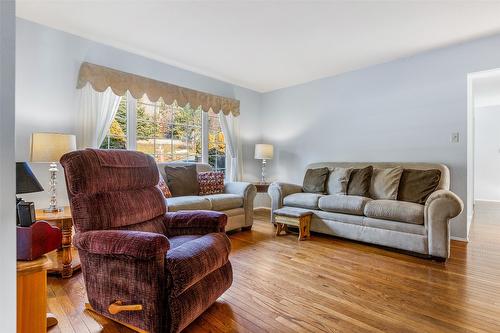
left=164, top=210, right=227, bottom=236
left=224, top=181, right=255, bottom=197
left=268, top=182, right=303, bottom=222
left=424, top=190, right=464, bottom=258
left=224, top=182, right=257, bottom=228
left=73, top=230, right=170, bottom=260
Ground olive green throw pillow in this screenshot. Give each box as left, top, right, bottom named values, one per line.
left=398, top=169, right=441, bottom=204
left=302, top=167, right=330, bottom=193
left=164, top=164, right=199, bottom=197
left=347, top=166, right=373, bottom=197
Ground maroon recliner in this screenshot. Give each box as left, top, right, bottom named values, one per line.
left=61, top=149, right=232, bottom=333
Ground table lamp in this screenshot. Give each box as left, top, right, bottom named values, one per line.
left=254, top=143, right=274, bottom=183
left=16, top=162, right=44, bottom=226
left=30, top=132, right=76, bottom=212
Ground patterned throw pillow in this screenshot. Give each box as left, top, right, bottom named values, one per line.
left=157, top=173, right=172, bottom=198
left=198, top=171, right=225, bottom=195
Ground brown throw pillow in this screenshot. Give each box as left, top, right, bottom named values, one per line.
left=347, top=166, right=373, bottom=197
left=398, top=169, right=441, bottom=204
left=370, top=167, right=403, bottom=200
left=164, top=164, right=199, bottom=197
left=302, top=167, right=329, bottom=193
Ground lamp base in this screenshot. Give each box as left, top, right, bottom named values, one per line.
left=43, top=207, right=63, bottom=213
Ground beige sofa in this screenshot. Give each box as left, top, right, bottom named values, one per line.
left=158, top=162, right=257, bottom=232
left=269, top=162, right=463, bottom=259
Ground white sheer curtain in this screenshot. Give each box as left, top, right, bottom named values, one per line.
left=219, top=112, right=242, bottom=181
left=77, top=83, right=122, bottom=148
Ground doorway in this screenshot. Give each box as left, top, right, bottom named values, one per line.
left=467, top=68, right=500, bottom=235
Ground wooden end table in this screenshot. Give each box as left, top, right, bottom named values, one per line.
left=274, top=208, right=312, bottom=241
left=17, top=255, right=58, bottom=332
left=253, top=182, right=271, bottom=193
left=36, top=206, right=80, bottom=278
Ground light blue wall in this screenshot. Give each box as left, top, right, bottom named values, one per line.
left=17, top=17, right=500, bottom=239
left=261, top=33, right=500, bottom=240
left=16, top=18, right=262, bottom=207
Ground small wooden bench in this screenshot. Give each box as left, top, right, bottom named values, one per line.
left=274, top=207, right=312, bottom=241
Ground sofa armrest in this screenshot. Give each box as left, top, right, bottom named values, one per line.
left=164, top=210, right=227, bottom=236
left=73, top=230, right=170, bottom=260
left=268, top=182, right=303, bottom=222
left=424, top=190, right=464, bottom=258
left=224, top=182, right=257, bottom=227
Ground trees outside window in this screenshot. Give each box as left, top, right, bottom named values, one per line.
left=101, top=95, right=226, bottom=173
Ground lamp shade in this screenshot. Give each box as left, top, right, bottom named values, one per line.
left=16, top=162, right=44, bottom=194
left=254, top=144, right=274, bottom=160
left=30, top=132, right=77, bottom=162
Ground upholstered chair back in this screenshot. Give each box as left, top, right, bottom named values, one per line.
left=61, top=149, right=167, bottom=233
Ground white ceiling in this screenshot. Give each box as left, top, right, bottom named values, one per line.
left=16, top=1, right=500, bottom=92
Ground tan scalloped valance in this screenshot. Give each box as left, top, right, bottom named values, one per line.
left=77, top=62, right=240, bottom=116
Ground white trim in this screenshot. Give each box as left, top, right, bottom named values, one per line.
left=126, top=92, right=137, bottom=150
left=451, top=236, right=469, bottom=242
left=201, top=112, right=209, bottom=164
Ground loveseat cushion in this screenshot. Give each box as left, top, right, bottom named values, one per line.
left=364, top=200, right=424, bottom=225
left=166, top=196, right=211, bottom=212
left=283, top=193, right=323, bottom=209
left=203, top=194, right=243, bottom=211
left=318, top=195, right=372, bottom=216
left=166, top=233, right=231, bottom=297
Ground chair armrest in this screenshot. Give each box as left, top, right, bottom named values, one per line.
left=268, top=182, right=303, bottom=221
left=73, top=230, right=170, bottom=260
left=424, top=190, right=464, bottom=258
left=164, top=210, right=227, bottom=236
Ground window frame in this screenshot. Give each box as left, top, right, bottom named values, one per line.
left=109, top=94, right=229, bottom=175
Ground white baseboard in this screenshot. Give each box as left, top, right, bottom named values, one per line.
left=474, top=199, right=500, bottom=210
left=450, top=236, right=469, bottom=242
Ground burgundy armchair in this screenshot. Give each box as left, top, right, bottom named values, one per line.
left=61, top=149, right=232, bottom=333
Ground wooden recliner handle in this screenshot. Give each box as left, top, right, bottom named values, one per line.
left=108, top=300, right=143, bottom=314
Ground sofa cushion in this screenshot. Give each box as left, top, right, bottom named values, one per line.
left=327, top=167, right=353, bottom=195
left=370, top=167, right=403, bottom=200
left=283, top=193, right=323, bottom=209
left=318, top=195, right=372, bottom=216
left=302, top=167, right=329, bottom=193
left=164, top=164, right=199, bottom=197
left=364, top=200, right=424, bottom=225
left=203, top=194, right=243, bottom=211
left=398, top=169, right=441, bottom=204
left=347, top=166, right=373, bottom=197
left=166, top=196, right=211, bottom=212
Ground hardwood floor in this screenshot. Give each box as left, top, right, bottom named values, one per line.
left=48, top=210, right=500, bottom=332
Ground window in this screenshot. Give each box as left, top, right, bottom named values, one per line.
left=100, top=96, right=128, bottom=149
left=135, top=96, right=202, bottom=163
left=208, top=111, right=226, bottom=173
left=101, top=95, right=227, bottom=173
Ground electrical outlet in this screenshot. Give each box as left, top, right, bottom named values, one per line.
left=451, top=132, right=459, bottom=143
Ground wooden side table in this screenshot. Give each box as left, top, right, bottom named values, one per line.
left=253, top=182, right=270, bottom=193
left=17, top=255, right=58, bottom=332
left=36, top=206, right=80, bottom=278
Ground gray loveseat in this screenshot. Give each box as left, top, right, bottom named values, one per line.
left=269, top=162, right=463, bottom=259
left=158, top=162, right=257, bottom=232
